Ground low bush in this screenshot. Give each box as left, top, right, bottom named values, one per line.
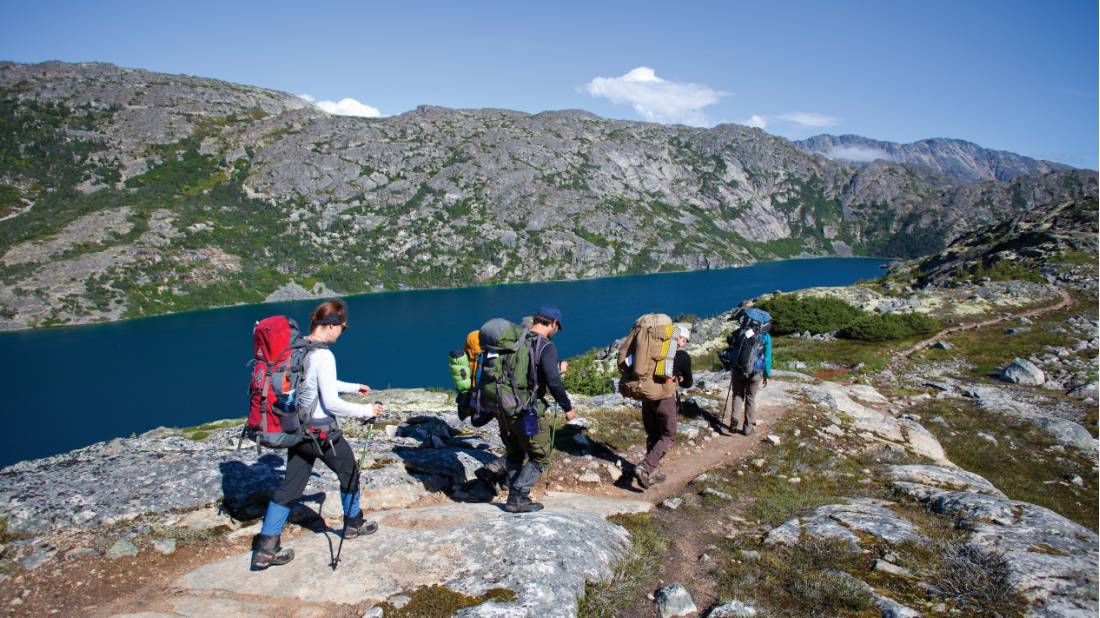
left=754, top=294, right=863, bottom=336
left=562, top=349, right=614, bottom=396
left=838, top=312, right=941, bottom=342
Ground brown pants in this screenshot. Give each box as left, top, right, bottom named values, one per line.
left=640, top=397, right=677, bottom=473
left=723, top=372, right=763, bottom=430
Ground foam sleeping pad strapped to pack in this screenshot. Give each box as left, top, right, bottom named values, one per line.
left=617, top=313, right=679, bottom=402
left=449, top=350, right=473, bottom=392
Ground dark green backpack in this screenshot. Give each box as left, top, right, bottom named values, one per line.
left=476, top=318, right=549, bottom=417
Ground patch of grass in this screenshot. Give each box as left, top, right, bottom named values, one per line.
left=773, top=337, right=894, bottom=377
left=376, top=585, right=516, bottom=617
left=578, top=513, right=666, bottom=618
left=1050, top=250, right=1097, bottom=266
left=914, top=398, right=1098, bottom=530
left=716, top=537, right=877, bottom=616
left=932, top=541, right=1023, bottom=616
left=965, top=260, right=1046, bottom=284
left=702, top=405, right=885, bottom=526
left=912, top=301, right=1085, bottom=378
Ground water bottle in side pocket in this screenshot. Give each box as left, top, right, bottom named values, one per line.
left=519, top=406, right=540, bottom=437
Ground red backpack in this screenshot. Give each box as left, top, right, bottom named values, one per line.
left=245, top=316, right=327, bottom=449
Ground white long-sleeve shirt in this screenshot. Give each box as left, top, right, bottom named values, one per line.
left=296, top=348, right=377, bottom=421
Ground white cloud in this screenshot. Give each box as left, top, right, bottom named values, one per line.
left=740, top=114, right=767, bottom=129
left=824, top=145, right=891, bottom=163
left=584, top=66, right=727, bottom=126
left=299, top=94, right=381, bottom=118
left=776, top=112, right=839, bottom=128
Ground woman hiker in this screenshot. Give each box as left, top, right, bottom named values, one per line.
left=251, top=299, right=383, bottom=571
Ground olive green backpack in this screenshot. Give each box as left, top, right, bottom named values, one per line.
left=476, top=318, right=550, bottom=417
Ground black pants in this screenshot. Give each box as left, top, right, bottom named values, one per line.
left=272, top=436, right=360, bottom=506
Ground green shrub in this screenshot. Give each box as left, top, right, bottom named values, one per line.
left=562, top=349, right=614, bottom=396
left=754, top=294, right=864, bottom=335
left=966, top=260, right=1046, bottom=284
left=838, top=312, right=940, bottom=342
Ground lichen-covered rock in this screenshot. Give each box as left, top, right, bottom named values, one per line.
left=1002, top=358, right=1046, bottom=386
left=654, top=583, right=697, bottom=617
left=965, top=385, right=1097, bottom=453
left=764, top=498, right=925, bottom=550
left=176, top=495, right=646, bottom=617
left=888, top=464, right=1099, bottom=617
left=708, top=599, right=757, bottom=617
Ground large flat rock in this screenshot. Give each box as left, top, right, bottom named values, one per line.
left=169, top=493, right=649, bottom=617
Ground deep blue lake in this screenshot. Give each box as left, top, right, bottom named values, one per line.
left=0, top=257, right=886, bottom=467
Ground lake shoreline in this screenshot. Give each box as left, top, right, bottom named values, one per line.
left=0, top=255, right=888, bottom=334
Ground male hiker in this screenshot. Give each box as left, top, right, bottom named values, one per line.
left=722, top=308, right=772, bottom=435
left=491, top=305, right=575, bottom=512
left=634, top=324, right=693, bottom=489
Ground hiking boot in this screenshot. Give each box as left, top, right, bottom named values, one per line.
left=342, top=513, right=378, bottom=539
left=651, top=472, right=667, bottom=485
left=744, top=425, right=756, bottom=436
left=634, top=466, right=652, bottom=489
left=250, top=534, right=293, bottom=571
left=503, top=491, right=544, bottom=513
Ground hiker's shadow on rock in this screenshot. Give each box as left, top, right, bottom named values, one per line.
left=390, top=444, right=498, bottom=503
left=679, top=396, right=730, bottom=435
left=552, top=423, right=629, bottom=468
left=218, top=454, right=285, bottom=520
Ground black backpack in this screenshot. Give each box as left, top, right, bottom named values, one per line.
left=726, top=308, right=771, bottom=377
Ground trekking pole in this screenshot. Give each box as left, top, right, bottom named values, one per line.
left=357, top=420, right=375, bottom=469
left=544, top=404, right=560, bottom=489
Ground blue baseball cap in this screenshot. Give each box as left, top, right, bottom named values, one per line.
left=534, top=304, right=564, bottom=330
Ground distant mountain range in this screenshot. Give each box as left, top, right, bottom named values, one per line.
left=0, top=60, right=1095, bottom=330
left=795, top=134, right=1073, bottom=182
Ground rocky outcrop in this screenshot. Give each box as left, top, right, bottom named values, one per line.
left=887, top=464, right=1099, bottom=617
left=764, top=497, right=926, bottom=550
left=914, top=197, right=1099, bottom=287
left=172, top=495, right=647, bottom=617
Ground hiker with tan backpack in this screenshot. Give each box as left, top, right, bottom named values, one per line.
left=617, top=314, right=690, bottom=489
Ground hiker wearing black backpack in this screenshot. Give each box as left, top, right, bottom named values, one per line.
left=250, top=300, right=383, bottom=571
left=721, top=308, right=772, bottom=436
left=477, top=305, right=575, bottom=513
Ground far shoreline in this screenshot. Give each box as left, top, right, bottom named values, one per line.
left=0, top=255, right=890, bottom=336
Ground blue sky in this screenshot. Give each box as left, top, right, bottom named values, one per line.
left=2, top=0, right=1096, bottom=168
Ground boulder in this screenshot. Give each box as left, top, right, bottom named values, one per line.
left=1001, top=358, right=1045, bottom=386
left=106, top=538, right=139, bottom=560
left=654, top=583, right=697, bottom=617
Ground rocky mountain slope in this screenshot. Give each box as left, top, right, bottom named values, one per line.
left=912, top=196, right=1099, bottom=286
left=797, top=133, right=1074, bottom=181
left=0, top=60, right=1095, bottom=330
